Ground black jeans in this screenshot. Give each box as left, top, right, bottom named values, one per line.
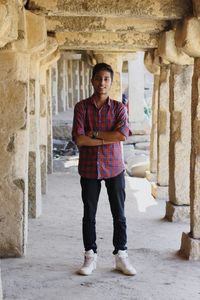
left=80, top=171, right=127, bottom=254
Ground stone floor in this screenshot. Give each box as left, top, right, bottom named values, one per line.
left=1, top=166, right=200, bottom=300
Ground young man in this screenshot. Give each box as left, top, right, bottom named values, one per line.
left=72, top=63, right=136, bottom=276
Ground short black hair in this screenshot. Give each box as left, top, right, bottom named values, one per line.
left=92, top=63, right=114, bottom=81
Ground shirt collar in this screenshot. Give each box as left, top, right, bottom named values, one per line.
left=90, top=94, right=111, bottom=107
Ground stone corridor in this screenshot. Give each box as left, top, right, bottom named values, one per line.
left=1, top=170, right=200, bottom=300
left=1, top=1, right=200, bottom=299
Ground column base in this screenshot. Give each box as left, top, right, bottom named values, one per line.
left=146, top=171, right=157, bottom=182
left=156, top=185, right=168, bottom=200
left=180, top=232, right=200, bottom=260
left=165, top=201, right=190, bottom=222
left=151, top=182, right=157, bottom=198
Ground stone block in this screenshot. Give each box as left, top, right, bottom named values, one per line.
left=146, top=171, right=157, bottom=182
left=0, top=2, right=19, bottom=47
left=165, top=201, right=190, bottom=222
left=175, top=17, right=200, bottom=57
left=13, top=9, right=47, bottom=52
left=180, top=232, right=200, bottom=260
left=158, top=30, right=194, bottom=65
left=151, top=182, right=157, bottom=198
left=0, top=52, right=29, bottom=82
left=156, top=185, right=168, bottom=200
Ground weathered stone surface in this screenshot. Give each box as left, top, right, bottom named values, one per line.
left=144, top=50, right=160, bottom=75
left=146, top=170, right=157, bottom=182
left=175, top=17, right=200, bottom=57
left=12, top=9, right=47, bottom=53
left=27, top=0, right=192, bottom=19
left=151, top=182, right=157, bottom=198
left=0, top=1, right=19, bottom=47
left=28, top=151, right=42, bottom=218
left=193, top=0, right=200, bottom=19
left=0, top=68, right=29, bottom=257
left=165, top=201, right=190, bottom=222
left=190, top=58, right=200, bottom=239
left=156, top=185, right=168, bottom=200
left=158, top=30, right=194, bottom=65
left=56, top=31, right=159, bottom=51
left=168, top=64, right=193, bottom=206
left=149, top=75, right=159, bottom=174
left=180, top=232, right=200, bottom=260
left=0, top=52, right=29, bottom=82
left=40, top=145, right=47, bottom=195
left=157, top=65, right=170, bottom=187
left=46, top=16, right=169, bottom=34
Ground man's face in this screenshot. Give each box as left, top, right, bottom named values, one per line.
left=91, top=70, right=112, bottom=96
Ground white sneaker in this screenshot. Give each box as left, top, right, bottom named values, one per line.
left=78, top=250, right=97, bottom=275
left=115, top=250, right=136, bottom=276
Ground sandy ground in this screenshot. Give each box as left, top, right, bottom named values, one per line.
left=1, top=166, right=200, bottom=300
left=0, top=265, right=2, bottom=300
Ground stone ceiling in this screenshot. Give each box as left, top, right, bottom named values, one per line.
left=26, top=0, right=193, bottom=52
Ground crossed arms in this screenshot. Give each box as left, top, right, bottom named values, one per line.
left=74, top=122, right=126, bottom=147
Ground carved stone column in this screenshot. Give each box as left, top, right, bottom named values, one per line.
left=57, top=54, right=66, bottom=112
left=156, top=64, right=171, bottom=200
left=51, top=62, right=58, bottom=115
left=165, top=64, right=193, bottom=222
left=180, top=58, right=200, bottom=260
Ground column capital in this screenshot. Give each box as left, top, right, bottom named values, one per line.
left=144, top=49, right=160, bottom=75
left=158, top=30, right=194, bottom=65
left=175, top=17, right=200, bottom=57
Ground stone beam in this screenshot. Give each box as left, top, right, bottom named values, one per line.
left=0, top=1, right=20, bottom=47
left=27, top=0, right=192, bottom=20
left=46, top=16, right=169, bottom=34
left=56, top=32, right=159, bottom=51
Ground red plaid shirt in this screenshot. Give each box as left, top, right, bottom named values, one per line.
left=72, top=95, right=129, bottom=179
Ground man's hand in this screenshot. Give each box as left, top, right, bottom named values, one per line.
left=85, top=131, right=93, bottom=138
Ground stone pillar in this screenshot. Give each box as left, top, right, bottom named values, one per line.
left=46, top=68, right=53, bottom=174
left=156, top=65, right=171, bottom=200
left=64, top=60, right=69, bottom=110
left=67, top=60, right=73, bottom=108
left=128, top=52, right=150, bottom=134
left=146, top=74, right=159, bottom=182
left=57, top=54, right=66, bottom=112
left=180, top=58, right=200, bottom=260
left=28, top=58, right=42, bottom=218
left=40, top=69, right=48, bottom=195
left=144, top=50, right=160, bottom=183
left=79, top=60, right=86, bottom=100
left=94, top=52, right=123, bottom=100
left=165, top=64, right=193, bottom=222
left=72, top=59, right=80, bottom=105
left=0, top=51, right=29, bottom=257
left=51, top=62, right=58, bottom=115
left=85, top=63, right=91, bottom=98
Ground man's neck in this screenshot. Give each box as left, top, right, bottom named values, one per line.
left=93, top=93, right=109, bottom=106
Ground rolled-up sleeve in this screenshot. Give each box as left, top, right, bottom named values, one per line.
left=72, top=102, right=85, bottom=141
left=115, top=103, right=130, bottom=139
